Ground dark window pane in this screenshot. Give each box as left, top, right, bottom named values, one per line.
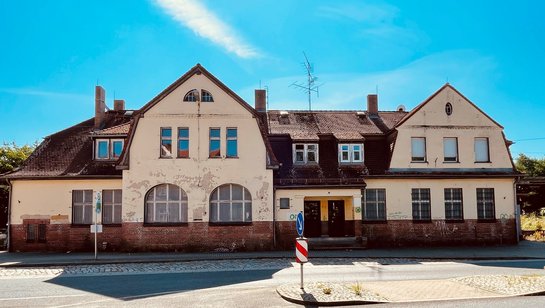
left=220, top=203, right=230, bottom=221
left=161, top=128, right=172, bottom=137
left=178, top=128, right=189, bottom=138
left=232, top=202, right=243, bottom=221
left=227, top=140, right=237, bottom=157
left=210, top=128, right=220, bottom=138
left=98, top=141, right=109, bottom=159
left=227, top=128, right=237, bottom=138
left=112, top=141, right=123, bottom=158
left=232, top=185, right=243, bottom=200
left=209, top=140, right=220, bottom=157
left=178, top=140, right=189, bottom=158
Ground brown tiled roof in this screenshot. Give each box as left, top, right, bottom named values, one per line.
left=3, top=112, right=131, bottom=179
left=268, top=110, right=407, bottom=140
left=92, top=122, right=131, bottom=136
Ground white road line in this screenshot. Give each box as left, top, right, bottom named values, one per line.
left=0, top=294, right=85, bottom=301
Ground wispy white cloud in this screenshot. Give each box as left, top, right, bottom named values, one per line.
left=238, top=50, right=499, bottom=112
left=0, top=88, right=90, bottom=100
left=317, top=3, right=399, bottom=24
left=154, top=0, right=260, bottom=59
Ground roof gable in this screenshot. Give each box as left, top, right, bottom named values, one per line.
left=139, top=64, right=258, bottom=117
left=395, top=84, right=503, bottom=129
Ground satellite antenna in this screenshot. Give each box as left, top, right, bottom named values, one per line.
left=290, top=52, right=322, bottom=111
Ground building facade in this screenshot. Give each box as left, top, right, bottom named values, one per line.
left=2, top=65, right=519, bottom=252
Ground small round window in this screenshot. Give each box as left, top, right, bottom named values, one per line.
left=445, top=102, right=453, bottom=115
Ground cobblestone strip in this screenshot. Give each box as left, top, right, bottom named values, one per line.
left=452, top=275, right=545, bottom=295
left=0, top=257, right=458, bottom=278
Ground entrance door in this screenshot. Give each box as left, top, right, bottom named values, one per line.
left=304, top=201, right=321, bottom=237
left=328, top=200, right=345, bottom=237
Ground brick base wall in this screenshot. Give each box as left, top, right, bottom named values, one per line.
left=10, top=219, right=517, bottom=252
left=10, top=222, right=274, bottom=252
left=362, top=219, right=517, bottom=247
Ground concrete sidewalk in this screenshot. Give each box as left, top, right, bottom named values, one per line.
left=1, top=241, right=544, bottom=267
left=277, top=274, right=545, bottom=305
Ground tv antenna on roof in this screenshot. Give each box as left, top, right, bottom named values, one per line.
left=290, top=52, right=322, bottom=111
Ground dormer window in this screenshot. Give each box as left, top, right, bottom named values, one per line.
left=339, top=144, right=364, bottom=163
left=293, top=143, right=318, bottom=164
left=201, top=90, right=214, bottom=102
left=183, top=89, right=199, bottom=102
left=95, top=139, right=124, bottom=160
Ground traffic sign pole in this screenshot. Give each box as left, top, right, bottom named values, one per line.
left=295, top=212, right=308, bottom=290
left=94, top=192, right=101, bottom=260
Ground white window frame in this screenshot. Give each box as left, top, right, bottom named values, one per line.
left=411, top=137, right=426, bottom=162
left=444, top=188, right=463, bottom=220
left=95, top=139, right=110, bottom=160
left=160, top=127, right=173, bottom=158
left=111, top=139, right=124, bottom=159
left=412, top=188, right=431, bottom=221
left=339, top=144, right=364, bottom=163
left=475, top=137, right=490, bottom=163
left=145, top=184, right=188, bottom=223
left=209, top=184, right=252, bottom=223
left=477, top=188, right=495, bottom=220
left=292, top=143, right=319, bottom=164
left=363, top=188, right=386, bottom=221
left=443, top=137, right=458, bottom=162
left=201, top=89, right=214, bottom=102
left=209, top=127, right=221, bottom=158
left=226, top=127, right=238, bottom=158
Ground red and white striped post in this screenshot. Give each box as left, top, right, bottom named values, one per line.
left=296, top=237, right=308, bottom=289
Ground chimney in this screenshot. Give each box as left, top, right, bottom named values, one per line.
left=254, top=89, right=266, bottom=112
left=95, top=86, right=106, bottom=129
left=114, top=99, right=125, bottom=111
left=367, top=94, right=378, bottom=117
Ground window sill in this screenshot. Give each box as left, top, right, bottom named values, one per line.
left=339, top=162, right=364, bottom=165
left=225, top=156, right=239, bottom=159
left=292, top=163, right=320, bottom=167
left=143, top=222, right=188, bottom=227
left=71, top=224, right=92, bottom=228
left=412, top=219, right=432, bottom=224
left=443, top=161, right=459, bottom=164
left=410, top=161, right=428, bottom=163
left=208, top=156, right=222, bottom=159
left=209, top=221, right=252, bottom=226
left=159, top=156, right=173, bottom=159
left=475, top=161, right=492, bottom=163
left=362, top=220, right=387, bottom=224
left=177, top=157, right=190, bottom=159
left=477, top=219, right=497, bottom=223
left=103, top=223, right=122, bottom=227
left=444, top=219, right=464, bottom=223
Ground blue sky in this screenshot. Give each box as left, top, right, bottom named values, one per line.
left=0, top=0, right=544, bottom=158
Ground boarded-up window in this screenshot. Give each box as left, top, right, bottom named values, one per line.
left=411, top=137, right=426, bottom=162
left=443, top=138, right=458, bottom=162
left=475, top=137, right=490, bottom=162
left=73, top=190, right=93, bottom=224
left=103, top=189, right=122, bottom=224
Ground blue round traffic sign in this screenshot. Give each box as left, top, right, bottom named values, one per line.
left=296, top=212, right=304, bottom=236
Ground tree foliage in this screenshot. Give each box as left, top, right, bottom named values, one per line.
left=515, top=153, right=545, bottom=177
left=1, top=142, right=36, bottom=230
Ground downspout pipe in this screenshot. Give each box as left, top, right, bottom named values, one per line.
left=272, top=186, right=276, bottom=249
left=6, top=179, right=12, bottom=252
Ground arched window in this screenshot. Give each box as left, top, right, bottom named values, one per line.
left=210, top=184, right=252, bottom=223
left=183, top=89, right=199, bottom=102
left=201, top=89, right=214, bottom=102
left=145, top=184, right=188, bottom=223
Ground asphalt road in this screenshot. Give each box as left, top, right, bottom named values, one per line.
left=1, top=259, right=545, bottom=307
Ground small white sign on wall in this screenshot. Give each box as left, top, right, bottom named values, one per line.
left=288, top=213, right=298, bottom=221
left=90, top=225, right=103, bottom=233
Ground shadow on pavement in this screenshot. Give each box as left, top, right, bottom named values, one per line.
left=45, top=269, right=278, bottom=301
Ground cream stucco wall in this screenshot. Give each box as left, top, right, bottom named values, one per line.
left=10, top=179, right=121, bottom=224
left=122, top=73, right=273, bottom=223
left=390, top=86, right=513, bottom=169
left=365, top=178, right=516, bottom=220
left=275, top=189, right=362, bottom=222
